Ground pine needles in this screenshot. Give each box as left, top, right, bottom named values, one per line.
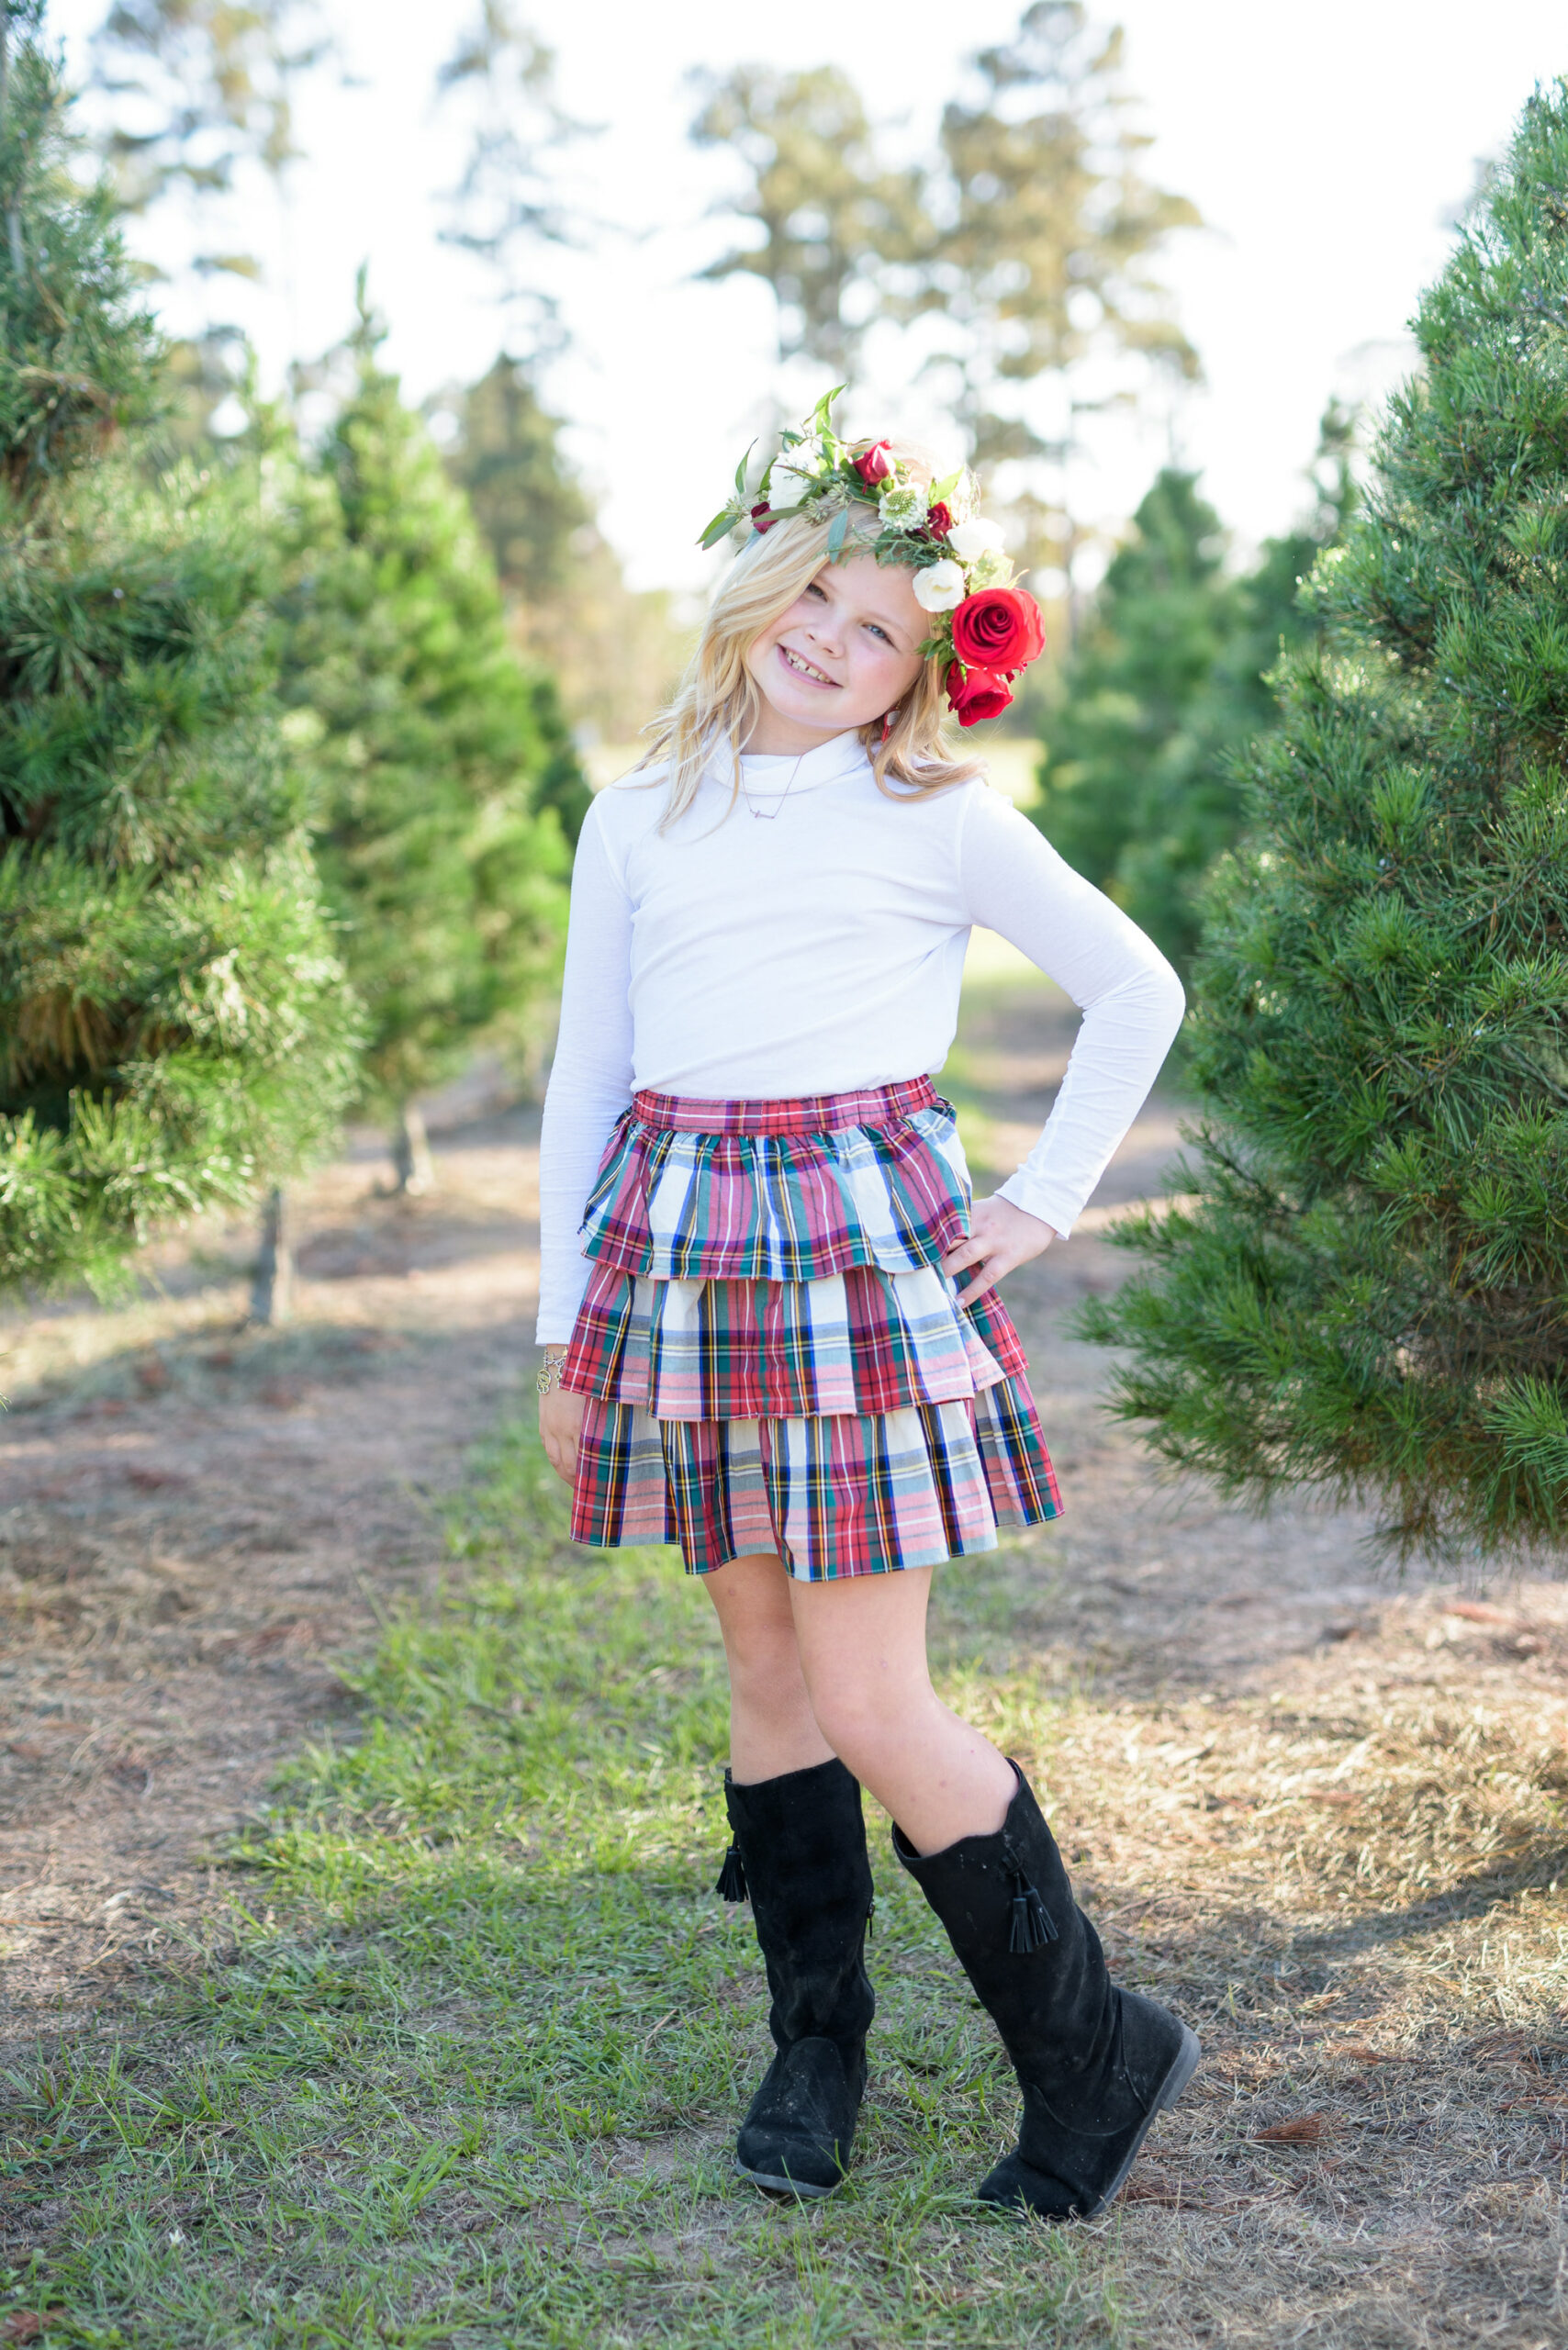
left=1082, top=82, right=1568, bottom=1565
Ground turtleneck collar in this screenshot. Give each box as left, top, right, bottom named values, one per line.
left=718, top=730, right=870, bottom=796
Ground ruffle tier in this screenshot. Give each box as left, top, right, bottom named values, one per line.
left=570, top=1386, right=1060, bottom=1581
left=577, top=1081, right=972, bottom=1283
left=562, top=1076, right=1061, bottom=1580
left=564, top=1259, right=1030, bottom=1421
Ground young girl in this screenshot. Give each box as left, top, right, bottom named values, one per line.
left=536, top=403, right=1197, bottom=2219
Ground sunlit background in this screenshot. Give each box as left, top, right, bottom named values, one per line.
left=48, top=0, right=1568, bottom=605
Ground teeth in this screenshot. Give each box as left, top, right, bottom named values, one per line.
left=781, top=645, right=834, bottom=686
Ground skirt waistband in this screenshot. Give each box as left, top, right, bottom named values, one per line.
left=630, top=1075, right=938, bottom=1137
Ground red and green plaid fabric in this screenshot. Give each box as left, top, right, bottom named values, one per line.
left=561, top=1080, right=1061, bottom=1579
left=577, top=1076, right=971, bottom=1282
left=569, top=1382, right=1061, bottom=1581
left=564, top=1259, right=1029, bottom=1420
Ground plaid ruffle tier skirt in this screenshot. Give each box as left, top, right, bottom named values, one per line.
left=561, top=1076, right=1061, bottom=1582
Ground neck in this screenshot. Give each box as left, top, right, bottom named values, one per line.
left=741, top=712, right=857, bottom=756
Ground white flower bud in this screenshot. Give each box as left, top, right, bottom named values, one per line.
left=913, top=559, right=967, bottom=612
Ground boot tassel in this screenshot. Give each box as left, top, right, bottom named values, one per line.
left=1004, top=1838, right=1057, bottom=1953
left=714, top=1842, right=748, bottom=1903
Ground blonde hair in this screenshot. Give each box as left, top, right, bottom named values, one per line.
left=639, top=438, right=981, bottom=826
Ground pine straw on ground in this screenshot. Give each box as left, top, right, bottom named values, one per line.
left=2, top=972, right=1565, bottom=2345
left=2, top=1430, right=1563, bottom=2350
left=950, top=1636, right=1568, bottom=2346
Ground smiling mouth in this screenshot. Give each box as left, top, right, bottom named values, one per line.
left=778, top=643, right=837, bottom=688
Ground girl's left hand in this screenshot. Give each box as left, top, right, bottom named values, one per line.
left=942, top=1194, right=1057, bottom=1304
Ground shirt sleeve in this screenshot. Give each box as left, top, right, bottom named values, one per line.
left=957, top=785, right=1185, bottom=1237
left=535, top=797, right=636, bottom=1344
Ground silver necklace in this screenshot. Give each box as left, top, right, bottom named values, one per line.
left=741, top=750, right=808, bottom=822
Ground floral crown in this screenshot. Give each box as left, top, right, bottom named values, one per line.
left=700, top=389, right=1046, bottom=726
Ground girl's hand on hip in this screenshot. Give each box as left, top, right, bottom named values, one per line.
left=943, top=1194, right=1057, bottom=1304
left=540, top=1384, right=587, bottom=1484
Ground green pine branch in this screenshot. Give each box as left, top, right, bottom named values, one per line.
left=1081, top=83, right=1568, bottom=1564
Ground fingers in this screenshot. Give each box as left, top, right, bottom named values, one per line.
left=539, top=1417, right=578, bottom=1486
left=957, top=1262, right=1000, bottom=1301
left=953, top=1244, right=1024, bottom=1301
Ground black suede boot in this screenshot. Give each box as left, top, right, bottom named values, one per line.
left=893, top=1762, right=1198, bottom=2219
left=715, top=1757, right=876, bottom=2199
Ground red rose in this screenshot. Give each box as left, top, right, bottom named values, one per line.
left=946, top=664, right=1014, bottom=726
left=750, top=502, right=778, bottom=531
left=853, top=442, right=894, bottom=487
left=925, top=501, right=954, bottom=538
left=950, top=587, right=1046, bottom=673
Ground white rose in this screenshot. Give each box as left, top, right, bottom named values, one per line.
left=913, top=559, right=967, bottom=612
left=767, top=463, right=811, bottom=510
left=946, top=516, right=1006, bottom=563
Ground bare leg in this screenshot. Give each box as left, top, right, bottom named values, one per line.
left=788, top=1567, right=1015, bottom=1854
left=702, top=1550, right=834, bottom=1784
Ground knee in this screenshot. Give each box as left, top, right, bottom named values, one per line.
left=721, top=1603, right=806, bottom=1708
left=803, top=1682, right=920, bottom=1778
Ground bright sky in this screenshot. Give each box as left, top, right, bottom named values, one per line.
left=48, top=0, right=1568, bottom=594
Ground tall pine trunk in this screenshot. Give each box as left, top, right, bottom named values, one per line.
left=250, top=1186, right=294, bottom=1326
left=391, top=1100, right=434, bottom=1196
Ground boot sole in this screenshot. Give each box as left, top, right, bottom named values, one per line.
left=734, top=2156, right=842, bottom=2199
left=982, top=2022, right=1203, bottom=2222
left=1082, top=2020, right=1201, bottom=2219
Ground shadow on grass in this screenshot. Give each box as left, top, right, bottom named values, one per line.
left=2, top=1313, right=456, bottom=1417
left=0, top=1420, right=1133, bottom=2350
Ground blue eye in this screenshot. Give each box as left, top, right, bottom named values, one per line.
left=867, top=623, right=890, bottom=643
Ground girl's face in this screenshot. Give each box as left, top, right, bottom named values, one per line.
left=744, top=552, right=927, bottom=753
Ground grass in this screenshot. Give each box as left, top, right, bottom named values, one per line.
left=0, top=1426, right=1130, bottom=2350
left=5, top=1405, right=1568, bottom=2344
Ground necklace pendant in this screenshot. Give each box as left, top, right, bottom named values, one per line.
left=740, top=747, right=807, bottom=822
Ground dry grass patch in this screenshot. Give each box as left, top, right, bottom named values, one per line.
left=927, top=1585, right=1568, bottom=2346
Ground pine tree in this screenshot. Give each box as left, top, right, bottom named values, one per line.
left=433, top=4, right=588, bottom=359
left=273, top=297, right=581, bottom=1187
left=690, top=63, right=925, bottom=388
left=1036, top=415, right=1357, bottom=970
left=1036, top=468, right=1235, bottom=923
left=440, top=353, right=594, bottom=608
left=689, top=7, right=1200, bottom=589
left=89, top=0, right=330, bottom=283
left=931, top=4, right=1199, bottom=460
left=433, top=353, right=687, bottom=746
left=1081, top=86, right=1568, bottom=1562
left=0, top=3, right=356, bottom=1298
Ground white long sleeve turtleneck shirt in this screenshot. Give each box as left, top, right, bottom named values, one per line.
left=535, top=732, right=1185, bottom=1345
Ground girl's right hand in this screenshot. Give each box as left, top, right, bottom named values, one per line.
left=540, top=1383, right=587, bottom=1485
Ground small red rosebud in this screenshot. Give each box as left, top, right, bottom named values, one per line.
left=750, top=502, right=778, bottom=532
left=946, top=662, right=1014, bottom=726
left=853, top=442, right=894, bottom=487
left=925, top=501, right=954, bottom=538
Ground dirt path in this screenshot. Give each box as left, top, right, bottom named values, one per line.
left=0, top=1120, right=543, bottom=2039
left=4, top=968, right=1565, bottom=2344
